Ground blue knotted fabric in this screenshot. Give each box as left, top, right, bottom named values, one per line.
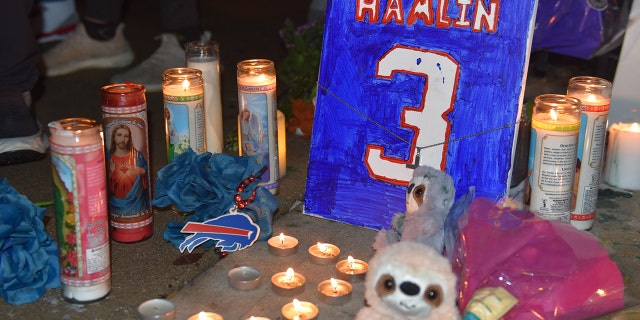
left=153, top=149, right=278, bottom=249
left=0, top=178, right=60, bottom=305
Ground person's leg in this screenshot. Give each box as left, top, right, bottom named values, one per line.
left=160, top=0, right=200, bottom=44
left=42, top=0, right=133, bottom=77
left=110, top=0, right=205, bottom=92
left=0, top=0, right=48, bottom=164
left=83, top=0, right=124, bottom=40
left=33, top=0, right=78, bottom=43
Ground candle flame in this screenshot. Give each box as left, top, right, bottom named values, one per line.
left=285, top=268, right=294, bottom=282
left=586, top=93, right=598, bottom=102
left=330, top=278, right=338, bottom=291
left=317, top=242, right=327, bottom=253
left=632, top=123, right=640, bottom=133
left=348, top=255, right=354, bottom=269
left=198, top=311, right=208, bottom=320
left=293, top=298, right=301, bottom=313
left=182, top=79, right=189, bottom=91
left=279, top=233, right=285, bottom=245
left=550, top=109, right=558, bottom=121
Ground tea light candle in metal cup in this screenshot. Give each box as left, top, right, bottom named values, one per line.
left=245, top=317, right=271, bottom=320
left=267, top=233, right=298, bottom=256
left=271, top=268, right=305, bottom=296
left=307, top=242, right=340, bottom=265
left=281, top=299, right=318, bottom=320
left=228, top=266, right=262, bottom=290
left=336, top=255, right=369, bottom=282
left=187, top=311, right=224, bottom=320
left=317, top=278, right=352, bottom=305
left=138, top=298, right=176, bottom=320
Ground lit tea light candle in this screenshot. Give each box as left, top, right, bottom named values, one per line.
left=317, top=278, right=353, bottom=305
left=246, top=317, right=271, bottom=320
left=308, top=242, right=340, bottom=265
left=187, top=311, right=224, bottom=320
left=228, top=266, right=262, bottom=291
left=281, top=299, right=318, bottom=320
left=267, top=233, right=298, bottom=256
left=604, top=122, right=640, bottom=190
left=271, top=267, right=305, bottom=296
left=138, top=298, right=176, bottom=320
left=336, top=255, right=369, bottom=282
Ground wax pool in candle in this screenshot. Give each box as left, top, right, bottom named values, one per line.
left=271, top=268, right=305, bottom=296
left=267, top=233, right=298, bottom=256
left=336, top=255, right=369, bottom=282
left=317, top=278, right=352, bottom=305
left=308, top=242, right=340, bottom=265
left=604, top=122, right=640, bottom=190
left=281, top=299, right=318, bottom=320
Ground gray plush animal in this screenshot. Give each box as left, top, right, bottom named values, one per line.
left=373, top=166, right=456, bottom=253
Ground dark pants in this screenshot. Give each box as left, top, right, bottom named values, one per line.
left=85, top=0, right=199, bottom=33
left=0, top=0, right=39, bottom=92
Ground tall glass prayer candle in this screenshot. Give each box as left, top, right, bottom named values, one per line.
left=101, top=83, right=153, bottom=242
left=566, top=76, right=612, bottom=230
left=48, top=118, right=111, bottom=303
left=186, top=41, right=223, bottom=154
left=237, top=59, right=279, bottom=194
left=162, top=68, right=205, bottom=161
left=528, top=94, right=581, bottom=222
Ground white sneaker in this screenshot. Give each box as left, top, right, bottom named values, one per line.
left=110, top=33, right=185, bottom=92
left=110, top=31, right=212, bottom=92
left=43, top=23, right=134, bottom=77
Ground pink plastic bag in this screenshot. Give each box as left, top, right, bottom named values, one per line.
left=451, top=197, right=625, bottom=319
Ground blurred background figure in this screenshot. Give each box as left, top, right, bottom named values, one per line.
left=41, top=0, right=206, bottom=92
left=0, top=0, right=48, bottom=165
left=31, top=0, right=78, bottom=43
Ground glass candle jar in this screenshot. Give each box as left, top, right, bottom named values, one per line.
left=162, top=68, right=205, bottom=161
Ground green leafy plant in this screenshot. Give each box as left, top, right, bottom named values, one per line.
left=277, top=19, right=325, bottom=115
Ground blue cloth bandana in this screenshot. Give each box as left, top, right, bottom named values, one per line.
left=153, top=149, right=278, bottom=249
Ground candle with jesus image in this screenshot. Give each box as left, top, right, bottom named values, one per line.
left=528, top=94, right=581, bottom=222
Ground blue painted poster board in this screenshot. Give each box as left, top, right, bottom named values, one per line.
left=305, top=0, right=538, bottom=229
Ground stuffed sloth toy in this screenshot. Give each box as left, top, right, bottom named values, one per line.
left=356, top=241, right=460, bottom=320
left=373, top=166, right=456, bottom=253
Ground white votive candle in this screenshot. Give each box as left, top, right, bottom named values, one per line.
left=604, top=122, right=640, bottom=190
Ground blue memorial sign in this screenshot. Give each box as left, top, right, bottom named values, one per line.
left=305, top=0, right=538, bottom=229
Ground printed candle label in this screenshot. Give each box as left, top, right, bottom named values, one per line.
left=50, top=142, right=111, bottom=288
left=528, top=127, right=579, bottom=222
left=102, top=113, right=152, bottom=229
left=164, top=93, right=205, bottom=161
left=238, top=82, right=278, bottom=189
left=572, top=107, right=608, bottom=222
left=188, top=57, right=223, bottom=154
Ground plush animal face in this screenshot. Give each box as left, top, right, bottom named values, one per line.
left=406, top=166, right=455, bottom=215
left=363, top=241, right=459, bottom=319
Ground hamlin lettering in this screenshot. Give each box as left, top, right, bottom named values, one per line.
left=356, top=0, right=500, bottom=33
